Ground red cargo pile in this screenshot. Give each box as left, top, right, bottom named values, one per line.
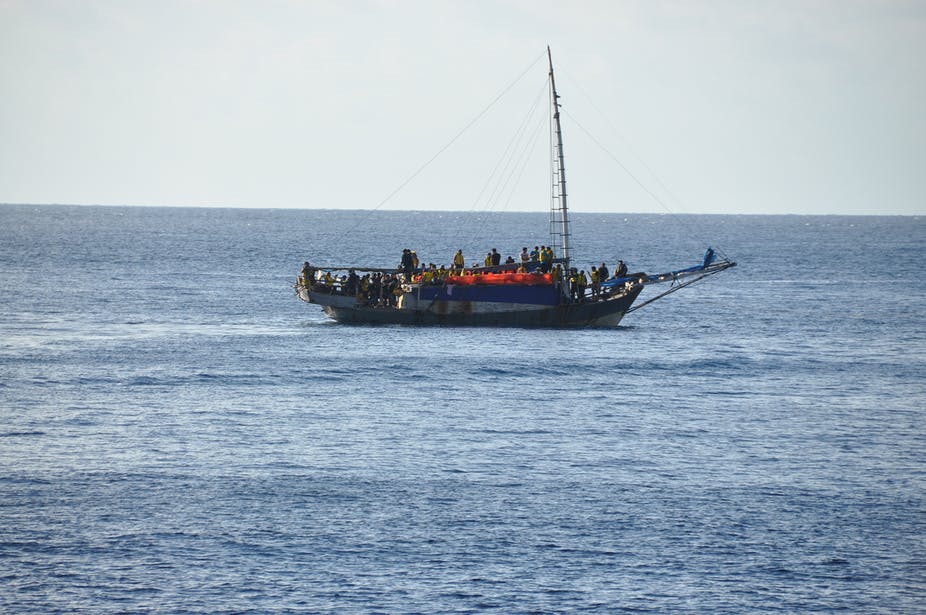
left=448, top=272, right=553, bottom=286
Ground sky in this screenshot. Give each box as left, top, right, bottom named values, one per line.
left=1, top=0, right=924, bottom=215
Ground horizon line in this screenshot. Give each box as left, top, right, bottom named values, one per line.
left=0, top=202, right=922, bottom=217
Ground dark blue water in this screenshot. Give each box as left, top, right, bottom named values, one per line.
left=1, top=205, right=924, bottom=613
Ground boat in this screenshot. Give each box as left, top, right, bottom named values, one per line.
left=294, top=48, right=735, bottom=327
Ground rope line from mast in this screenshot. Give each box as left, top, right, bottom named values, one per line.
left=556, top=72, right=733, bottom=263
left=372, top=51, right=545, bottom=210
left=460, top=79, right=549, bottom=250
left=562, top=107, right=735, bottom=264
left=326, top=51, right=547, bottom=257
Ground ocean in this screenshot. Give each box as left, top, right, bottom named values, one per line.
left=1, top=204, right=924, bottom=613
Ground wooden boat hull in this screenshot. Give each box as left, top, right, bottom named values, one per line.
left=297, top=283, right=643, bottom=327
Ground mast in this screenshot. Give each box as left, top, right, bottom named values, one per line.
left=548, top=46, right=571, bottom=270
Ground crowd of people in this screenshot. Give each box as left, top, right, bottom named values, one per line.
left=299, top=246, right=636, bottom=306
left=300, top=263, right=406, bottom=307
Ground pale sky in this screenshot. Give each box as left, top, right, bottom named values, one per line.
left=1, top=0, right=924, bottom=215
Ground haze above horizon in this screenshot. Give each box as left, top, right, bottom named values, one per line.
left=2, top=1, right=924, bottom=216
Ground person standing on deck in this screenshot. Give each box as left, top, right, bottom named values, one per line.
left=400, top=249, right=415, bottom=281
left=577, top=270, right=588, bottom=301
left=552, top=263, right=564, bottom=297
left=301, top=261, right=316, bottom=286
left=540, top=246, right=553, bottom=273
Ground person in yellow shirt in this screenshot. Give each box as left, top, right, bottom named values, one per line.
left=540, top=246, right=554, bottom=273
left=360, top=275, right=370, bottom=302
left=577, top=270, right=588, bottom=301
left=453, top=249, right=465, bottom=273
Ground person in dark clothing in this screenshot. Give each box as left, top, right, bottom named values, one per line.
left=400, top=249, right=415, bottom=281
left=384, top=275, right=399, bottom=307
left=345, top=269, right=359, bottom=296
left=490, top=248, right=501, bottom=267
left=616, top=260, right=628, bottom=278
left=301, top=261, right=316, bottom=286
left=370, top=273, right=382, bottom=306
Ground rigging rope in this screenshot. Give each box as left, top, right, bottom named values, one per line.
left=334, top=50, right=548, bottom=248
left=373, top=53, right=544, bottom=211
left=556, top=61, right=734, bottom=264
left=562, top=109, right=674, bottom=219
left=461, top=79, right=549, bottom=250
